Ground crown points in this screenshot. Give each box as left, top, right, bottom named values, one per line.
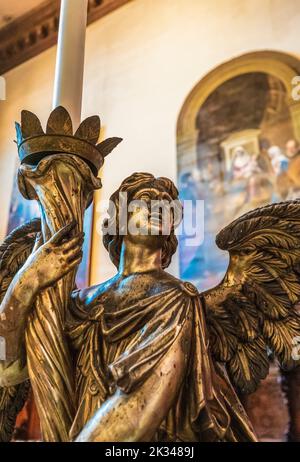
left=46, top=106, right=73, bottom=136
left=75, top=115, right=100, bottom=144
left=15, top=106, right=122, bottom=176
left=97, top=137, right=123, bottom=158
left=21, top=110, right=44, bottom=139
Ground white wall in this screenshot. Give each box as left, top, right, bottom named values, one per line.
left=1, top=0, right=300, bottom=283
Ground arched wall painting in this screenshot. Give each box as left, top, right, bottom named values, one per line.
left=177, top=71, right=300, bottom=291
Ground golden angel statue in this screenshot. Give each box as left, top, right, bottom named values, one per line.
left=0, top=107, right=300, bottom=442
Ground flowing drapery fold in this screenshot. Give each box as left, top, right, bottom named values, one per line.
left=68, top=281, right=257, bottom=441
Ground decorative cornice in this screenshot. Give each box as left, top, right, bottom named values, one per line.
left=0, top=0, right=132, bottom=75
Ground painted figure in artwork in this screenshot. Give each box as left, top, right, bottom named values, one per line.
left=0, top=107, right=300, bottom=442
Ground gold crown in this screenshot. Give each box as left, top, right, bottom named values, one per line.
left=15, top=106, right=122, bottom=176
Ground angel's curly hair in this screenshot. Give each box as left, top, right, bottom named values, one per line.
left=102, top=172, right=182, bottom=269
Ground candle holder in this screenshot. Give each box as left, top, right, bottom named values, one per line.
left=16, top=105, right=122, bottom=176
left=9, top=106, right=121, bottom=441
left=1, top=107, right=300, bottom=444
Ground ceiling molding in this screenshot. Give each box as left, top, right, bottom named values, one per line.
left=0, top=0, right=132, bottom=75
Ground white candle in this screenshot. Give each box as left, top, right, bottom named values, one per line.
left=53, top=0, right=88, bottom=129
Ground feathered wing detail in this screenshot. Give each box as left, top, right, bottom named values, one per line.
left=0, top=382, right=30, bottom=442
left=203, top=200, right=300, bottom=394
left=0, top=219, right=41, bottom=441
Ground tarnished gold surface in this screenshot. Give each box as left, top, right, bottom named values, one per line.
left=0, top=112, right=300, bottom=441
left=0, top=222, right=37, bottom=442
left=20, top=154, right=101, bottom=441
left=0, top=106, right=123, bottom=441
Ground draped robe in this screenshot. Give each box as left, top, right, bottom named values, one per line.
left=67, top=274, right=257, bottom=442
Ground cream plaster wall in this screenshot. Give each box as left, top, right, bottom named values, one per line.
left=0, top=0, right=300, bottom=284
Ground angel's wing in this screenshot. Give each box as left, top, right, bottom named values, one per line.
left=0, top=382, right=30, bottom=442
left=202, top=200, right=300, bottom=394
left=0, top=219, right=40, bottom=441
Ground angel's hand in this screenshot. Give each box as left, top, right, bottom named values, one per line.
left=23, top=221, right=84, bottom=291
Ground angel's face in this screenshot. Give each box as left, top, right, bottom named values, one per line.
left=125, top=187, right=174, bottom=249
